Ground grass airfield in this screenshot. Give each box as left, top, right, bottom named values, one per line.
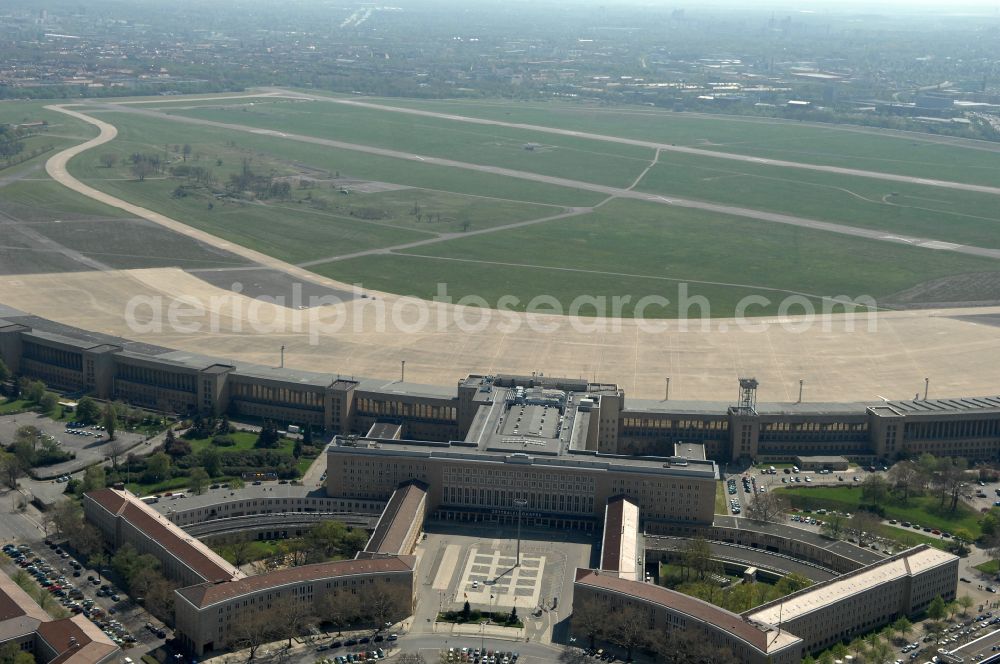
left=1, top=91, right=999, bottom=400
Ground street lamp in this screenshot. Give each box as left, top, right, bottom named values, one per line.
left=513, top=498, right=528, bottom=567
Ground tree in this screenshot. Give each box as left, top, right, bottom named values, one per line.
left=861, top=474, right=889, bottom=506
left=0, top=641, right=36, bottom=664
left=106, top=438, right=126, bottom=471
left=75, top=525, right=104, bottom=559
left=820, top=512, right=846, bottom=539
left=227, top=538, right=253, bottom=568
left=21, top=379, right=45, bottom=403
left=609, top=606, right=648, bottom=661
left=49, top=500, right=85, bottom=540
left=131, top=157, right=154, bottom=181
left=165, top=436, right=192, bottom=457
left=143, top=452, right=171, bottom=483
left=928, top=595, right=947, bottom=621
left=200, top=446, right=222, bottom=477
left=303, top=426, right=314, bottom=446
left=315, top=589, right=359, bottom=635
left=571, top=597, right=606, bottom=650
left=0, top=357, right=9, bottom=384
left=79, top=464, right=106, bottom=494
left=364, top=584, right=408, bottom=629
left=76, top=396, right=101, bottom=424
left=102, top=403, right=117, bottom=441
left=849, top=511, right=882, bottom=546
left=182, top=144, right=192, bottom=161
left=256, top=420, right=280, bottom=448
left=887, top=461, right=923, bottom=502
left=0, top=451, right=22, bottom=489
left=144, top=576, right=176, bottom=622
left=99, top=153, right=117, bottom=168
left=89, top=552, right=109, bottom=582
left=462, top=600, right=471, bottom=621
left=189, top=467, right=210, bottom=495
left=849, top=637, right=866, bottom=662
left=38, top=392, right=58, bottom=413
left=744, top=490, right=787, bottom=523
left=273, top=595, right=316, bottom=648
left=941, top=457, right=970, bottom=512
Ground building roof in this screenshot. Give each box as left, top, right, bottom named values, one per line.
left=574, top=569, right=800, bottom=655
left=150, top=483, right=329, bottom=516
left=884, top=396, right=1000, bottom=416
left=0, top=569, right=117, bottom=664
left=711, top=516, right=885, bottom=566
left=329, top=436, right=719, bottom=479
left=367, top=422, right=403, bottom=440
left=355, top=377, right=458, bottom=401
left=176, top=556, right=415, bottom=609
left=624, top=398, right=872, bottom=418
left=0, top=569, right=49, bottom=623
left=364, top=482, right=427, bottom=555
left=86, top=489, right=242, bottom=584
left=38, top=616, right=118, bottom=664
left=601, top=497, right=639, bottom=581
left=746, top=545, right=956, bottom=625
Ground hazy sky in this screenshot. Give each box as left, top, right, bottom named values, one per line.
left=605, top=0, right=1000, bottom=9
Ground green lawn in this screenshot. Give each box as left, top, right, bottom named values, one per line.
left=161, top=96, right=1000, bottom=249
left=975, top=560, right=999, bottom=575
left=77, top=109, right=605, bottom=207
left=323, top=93, right=1000, bottom=187
left=0, top=398, right=33, bottom=415
left=125, top=475, right=198, bottom=496
left=635, top=152, right=1000, bottom=249
left=184, top=430, right=297, bottom=455
left=715, top=482, right=729, bottom=515
left=167, top=98, right=656, bottom=188
left=778, top=485, right=983, bottom=538
left=312, top=198, right=1000, bottom=318
left=212, top=539, right=282, bottom=565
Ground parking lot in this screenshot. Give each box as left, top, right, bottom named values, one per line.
left=434, top=645, right=521, bottom=663
left=0, top=535, right=169, bottom=659
left=0, top=411, right=147, bottom=479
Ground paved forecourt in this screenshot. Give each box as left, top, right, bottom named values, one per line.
left=2, top=267, right=1000, bottom=403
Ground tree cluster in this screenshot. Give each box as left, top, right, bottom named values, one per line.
left=3, top=424, right=74, bottom=474
left=111, top=543, right=176, bottom=622
left=130, top=152, right=164, bottom=181
left=226, top=159, right=292, bottom=200
left=0, top=124, right=26, bottom=158
left=256, top=419, right=281, bottom=449
left=571, top=600, right=739, bottom=664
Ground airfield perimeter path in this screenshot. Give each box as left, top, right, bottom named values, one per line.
left=84, top=101, right=1000, bottom=264
left=43, top=102, right=392, bottom=297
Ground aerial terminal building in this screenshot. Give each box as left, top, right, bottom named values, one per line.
left=2, top=314, right=1000, bottom=465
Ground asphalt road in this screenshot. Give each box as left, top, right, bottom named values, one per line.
left=76, top=101, right=1000, bottom=263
